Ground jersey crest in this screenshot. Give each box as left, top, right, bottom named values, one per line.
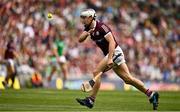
left=96, top=31, right=99, bottom=36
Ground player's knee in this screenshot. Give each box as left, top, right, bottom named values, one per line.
left=93, top=70, right=99, bottom=77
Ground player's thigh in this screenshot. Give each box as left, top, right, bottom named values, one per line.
left=60, top=62, right=67, bottom=71
left=51, top=64, right=57, bottom=72
left=7, top=59, right=15, bottom=73
left=93, top=57, right=108, bottom=76
left=113, top=63, right=132, bottom=80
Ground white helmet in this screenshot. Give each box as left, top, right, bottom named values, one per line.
left=80, top=9, right=96, bottom=18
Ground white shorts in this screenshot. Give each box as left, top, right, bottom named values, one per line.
left=58, top=56, right=67, bottom=64
left=105, top=46, right=125, bottom=66
left=7, top=59, right=15, bottom=68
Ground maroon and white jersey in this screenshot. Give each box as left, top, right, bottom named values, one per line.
left=4, top=41, right=16, bottom=60
left=84, top=21, right=118, bottom=55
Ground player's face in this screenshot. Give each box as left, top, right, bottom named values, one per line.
left=80, top=16, right=93, bottom=26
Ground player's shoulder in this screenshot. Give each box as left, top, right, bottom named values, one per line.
left=96, top=21, right=111, bottom=33
left=96, top=21, right=106, bottom=27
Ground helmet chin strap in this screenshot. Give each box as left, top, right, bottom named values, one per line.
left=84, top=18, right=94, bottom=29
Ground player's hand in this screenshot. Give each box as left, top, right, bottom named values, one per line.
left=88, top=29, right=94, bottom=34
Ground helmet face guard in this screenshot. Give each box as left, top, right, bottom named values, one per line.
left=80, top=9, right=96, bottom=28
left=80, top=15, right=87, bottom=19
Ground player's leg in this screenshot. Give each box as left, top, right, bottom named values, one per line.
left=90, top=57, right=108, bottom=98
left=5, top=71, right=15, bottom=88
left=9, top=60, right=16, bottom=87
left=3, top=71, right=11, bottom=87
left=0, top=60, right=8, bottom=86
left=60, top=63, right=68, bottom=81
left=113, top=63, right=159, bottom=110
left=48, top=66, right=56, bottom=82
left=60, top=62, right=68, bottom=89
left=59, top=56, right=68, bottom=88
left=76, top=57, right=108, bottom=108
left=48, top=57, right=58, bottom=82
left=10, top=65, right=17, bottom=88
left=3, top=60, right=15, bottom=88
left=113, top=63, right=147, bottom=93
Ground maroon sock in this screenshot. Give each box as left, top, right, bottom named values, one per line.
left=89, top=96, right=95, bottom=102
left=145, top=89, right=153, bottom=97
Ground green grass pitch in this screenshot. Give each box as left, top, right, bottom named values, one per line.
left=0, top=89, right=180, bottom=111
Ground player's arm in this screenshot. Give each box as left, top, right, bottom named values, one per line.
left=105, top=32, right=116, bottom=66
left=13, top=51, right=19, bottom=59
left=79, top=31, right=90, bottom=43
left=79, top=29, right=94, bottom=43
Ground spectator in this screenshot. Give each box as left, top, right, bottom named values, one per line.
left=0, top=0, right=179, bottom=85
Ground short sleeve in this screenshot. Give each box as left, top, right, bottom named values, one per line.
left=100, top=24, right=111, bottom=36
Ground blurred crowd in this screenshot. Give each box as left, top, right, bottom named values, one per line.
left=0, top=0, right=179, bottom=84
